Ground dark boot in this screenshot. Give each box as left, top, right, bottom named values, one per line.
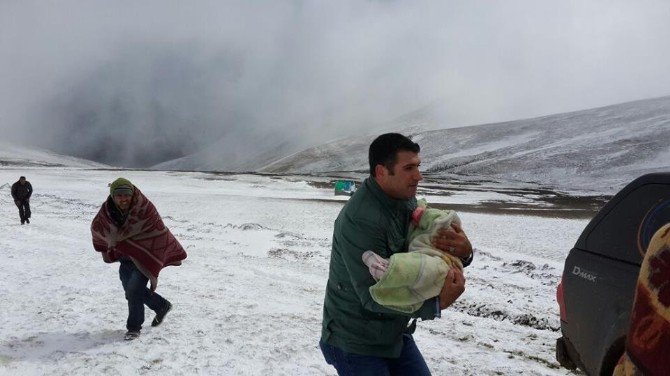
left=151, top=302, right=173, bottom=327
left=124, top=330, right=140, bottom=341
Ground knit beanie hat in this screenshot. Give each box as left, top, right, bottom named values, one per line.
left=110, top=177, right=134, bottom=196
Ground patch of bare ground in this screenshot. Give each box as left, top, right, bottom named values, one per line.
left=429, top=200, right=604, bottom=219
left=305, top=175, right=610, bottom=219
left=186, top=171, right=611, bottom=219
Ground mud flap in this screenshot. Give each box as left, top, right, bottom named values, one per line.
left=556, top=337, right=577, bottom=370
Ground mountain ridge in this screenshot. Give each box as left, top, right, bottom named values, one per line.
left=259, top=95, right=670, bottom=193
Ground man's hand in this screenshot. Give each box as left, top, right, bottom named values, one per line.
left=432, top=222, right=472, bottom=258
left=439, top=268, right=465, bottom=309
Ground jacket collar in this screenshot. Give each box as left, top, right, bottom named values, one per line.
left=365, top=177, right=416, bottom=214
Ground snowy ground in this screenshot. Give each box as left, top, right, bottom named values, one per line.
left=0, top=168, right=586, bottom=375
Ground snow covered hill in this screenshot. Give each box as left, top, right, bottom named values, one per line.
left=260, top=96, right=670, bottom=194
left=0, top=142, right=108, bottom=169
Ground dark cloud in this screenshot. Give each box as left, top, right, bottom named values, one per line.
left=1, top=1, right=669, bottom=167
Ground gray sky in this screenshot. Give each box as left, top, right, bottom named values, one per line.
left=2, top=0, right=670, bottom=166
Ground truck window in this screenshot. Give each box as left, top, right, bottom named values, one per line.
left=582, top=184, right=670, bottom=264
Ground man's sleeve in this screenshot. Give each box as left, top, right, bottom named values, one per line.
left=338, top=217, right=439, bottom=319
left=413, top=297, right=440, bottom=320
left=27, top=183, right=33, bottom=197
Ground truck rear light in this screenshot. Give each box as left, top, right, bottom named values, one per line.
left=557, top=278, right=567, bottom=322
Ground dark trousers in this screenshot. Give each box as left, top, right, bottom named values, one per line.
left=320, top=334, right=432, bottom=376
left=15, top=200, right=30, bottom=222
left=118, top=260, right=169, bottom=331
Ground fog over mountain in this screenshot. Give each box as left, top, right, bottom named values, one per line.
left=2, top=1, right=670, bottom=167
left=153, top=105, right=438, bottom=172
left=260, top=95, right=670, bottom=194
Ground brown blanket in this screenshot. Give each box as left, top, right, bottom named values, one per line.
left=614, top=223, right=670, bottom=376
left=91, top=187, right=187, bottom=291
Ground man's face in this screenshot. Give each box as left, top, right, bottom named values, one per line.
left=19, top=178, right=26, bottom=185
left=113, top=193, right=132, bottom=212
left=376, top=151, right=423, bottom=200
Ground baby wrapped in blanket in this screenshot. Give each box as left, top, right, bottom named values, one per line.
left=362, top=201, right=463, bottom=313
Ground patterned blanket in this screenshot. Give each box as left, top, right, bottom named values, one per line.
left=366, top=203, right=462, bottom=313
left=614, top=223, right=670, bottom=376
left=91, top=187, right=187, bottom=291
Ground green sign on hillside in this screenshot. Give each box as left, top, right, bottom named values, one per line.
left=334, top=180, right=357, bottom=196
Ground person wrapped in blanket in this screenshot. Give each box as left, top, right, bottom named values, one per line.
left=362, top=200, right=465, bottom=313
left=91, top=178, right=187, bottom=341
left=613, top=222, right=670, bottom=376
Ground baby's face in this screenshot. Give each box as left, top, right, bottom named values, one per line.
left=411, top=207, right=425, bottom=225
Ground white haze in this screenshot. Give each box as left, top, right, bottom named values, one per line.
left=2, top=1, right=670, bottom=167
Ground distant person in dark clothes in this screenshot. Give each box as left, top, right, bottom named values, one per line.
left=11, top=176, right=32, bottom=225
left=91, top=178, right=187, bottom=341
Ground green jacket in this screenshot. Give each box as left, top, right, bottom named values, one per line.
left=321, top=177, right=438, bottom=358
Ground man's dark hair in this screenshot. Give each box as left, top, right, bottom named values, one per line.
left=369, top=133, right=420, bottom=177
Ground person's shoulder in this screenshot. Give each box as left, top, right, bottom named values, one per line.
left=341, top=188, right=384, bottom=224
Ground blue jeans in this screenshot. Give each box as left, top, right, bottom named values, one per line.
left=320, top=334, right=431, bottom=376
left=119, top=260, right=169, bottom=331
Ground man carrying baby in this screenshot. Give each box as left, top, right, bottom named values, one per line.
left=320, top=133, right=473, bottom=375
